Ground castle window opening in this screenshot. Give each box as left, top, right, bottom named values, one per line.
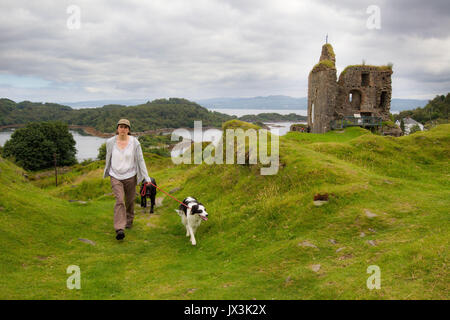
left=361, top=72, right=370, bottom=87
left=349, top=90, right=362, bottom=110
left=379, top=91, right=387, bottom=109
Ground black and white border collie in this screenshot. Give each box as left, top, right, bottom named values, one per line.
left=175, top=197, right=209, bottom=246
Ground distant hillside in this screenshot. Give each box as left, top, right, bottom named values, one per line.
left=196, top=96, right=427, bottom=112
left=239, top=113, right=307, bottom=123
left=394, top=93, right=449, bottom=127
left=0, top=95, right=431, bottom=134
left=54, top=95, right=428, bottom=112
left=0, top=98, right=235, bottom=132
left=196, top=95, right=308, bottom=110
left=60, top=99, right=148, bottom=109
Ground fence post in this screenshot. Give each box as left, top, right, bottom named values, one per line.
left=54, top=153, right=58, bottom=187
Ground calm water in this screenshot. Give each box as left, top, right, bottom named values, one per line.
left=168, top=120, right=306, bottom=157
left=207, top=107, right=306, bottom=137
left=169, top=121, right=305, bottom=144
left=0, top=129, right=13, bottom=147
left=70, top=130, right=107, bottom=161
left=0, top=109, right=306, bottom=161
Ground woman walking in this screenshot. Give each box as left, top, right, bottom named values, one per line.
left=103, top=119, right=151, bottom=240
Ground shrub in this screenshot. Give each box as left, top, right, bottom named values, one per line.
left=147, top=147, right=171, bottom=157
left=409, top=124, right=422, bottom=134
left=97, top=142, right=106, bottom=160
left=2, top=121, right=77, bottom=171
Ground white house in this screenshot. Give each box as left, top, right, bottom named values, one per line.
left=395, top=117, right=424, bottom=135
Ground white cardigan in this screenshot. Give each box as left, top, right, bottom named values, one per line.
left=103, top=135, right=150, bottom=183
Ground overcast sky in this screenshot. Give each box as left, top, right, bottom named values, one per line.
left=0, top=0, right=449, bottom=103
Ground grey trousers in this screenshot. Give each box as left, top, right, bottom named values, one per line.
left=110, top=175, right=137, bottom=231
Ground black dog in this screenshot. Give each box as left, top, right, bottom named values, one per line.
left=139, top=178, right=157, bottom=213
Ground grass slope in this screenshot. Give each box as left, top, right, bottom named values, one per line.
left=0, top=125, right=448, bottom=299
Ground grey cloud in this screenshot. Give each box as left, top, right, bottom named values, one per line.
left=318, top=0, right=450, bottom=38
left=0, top=0, right=448, bottom=102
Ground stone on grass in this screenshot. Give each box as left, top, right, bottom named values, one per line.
left=155, top=197, right=164, bottom=207
left=169, top=187, right=181, bottom=194
left=310, top=264, right=321, bottom=272
left=78, top=238, right=96, bottom=246
left=313, top=200, right=328, bottom=206
left=298, top=241, right=318, bottom=249
left=364, top=209, right=378, bottom=218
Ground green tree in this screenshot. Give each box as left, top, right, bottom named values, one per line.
left=395, top=93, right=449, bottom=126
left=409, top=124, right=421, bottom=134
left=2, top=121, right=77, bottom=171
left=97, top=142, right=106, bottom=160
left=400, top=119, right=405, bottom=132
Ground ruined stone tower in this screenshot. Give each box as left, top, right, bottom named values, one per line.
left=308, top=44, right=337, bottom=133
left=308, top=43, right=393, bottom=133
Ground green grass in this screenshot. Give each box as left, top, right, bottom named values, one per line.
left=323, top=43, right=335, bottom=59
left=0, top=124, right=449, bottom=299
left=312, top=60, right=336, bottom=72
left=340, top=64, right=393, bottom=77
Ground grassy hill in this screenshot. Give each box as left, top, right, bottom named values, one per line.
left=0, top=123, right=448, bottom=299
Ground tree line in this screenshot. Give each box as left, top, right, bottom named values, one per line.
left=239, top=112, right=307, bottom=123
left=393, top=93, right=449, bottom=128
left=0, top=98, right=235, bottom=132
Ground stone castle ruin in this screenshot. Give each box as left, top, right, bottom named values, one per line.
left=308, top=43, right=393, bottom=133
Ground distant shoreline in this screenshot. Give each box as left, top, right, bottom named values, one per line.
left=0, top=124, right=223, bottom=139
